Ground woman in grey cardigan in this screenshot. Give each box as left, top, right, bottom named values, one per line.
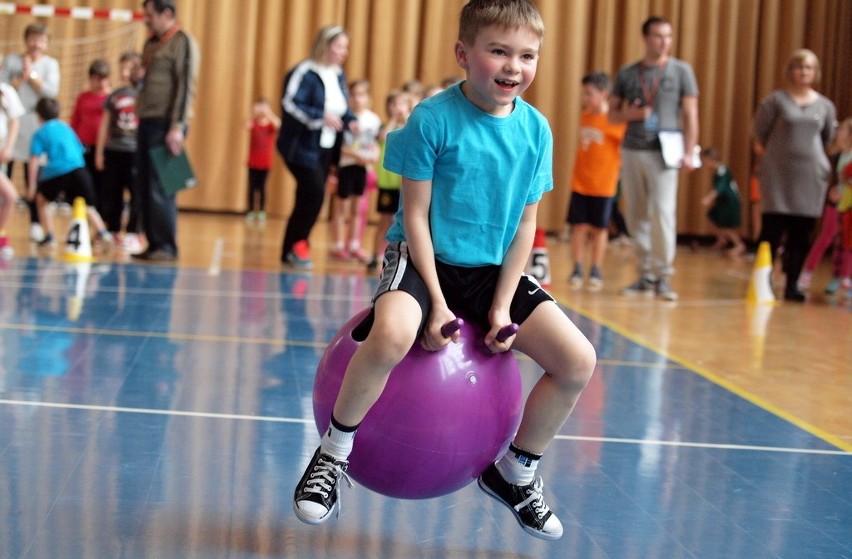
left=754, top=48, right=836, bottom=302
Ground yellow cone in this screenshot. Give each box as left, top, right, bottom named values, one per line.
left=746, top=241, right=775, bottom=304
left=62, top=197, right=93, bottom=263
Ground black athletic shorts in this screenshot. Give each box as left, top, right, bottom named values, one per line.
left=567, top=192, right=615, bottom=229
left=336, top=165, right=367, bottom=199
left=376, top=187, right=400, bottom=215
left=38, top=167, right=96, bottom=206
left=359, top=241, right=553, bottom=337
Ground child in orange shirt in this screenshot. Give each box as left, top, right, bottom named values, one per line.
left=566, top=72, right=626, bottom=290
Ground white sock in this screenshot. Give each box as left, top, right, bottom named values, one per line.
left=495, top=444, right=541, bottom=486
left=319, top=417, right=357, bottom=461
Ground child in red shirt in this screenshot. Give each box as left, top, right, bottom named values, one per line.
left=71, top=59, right=111, bottom=211
left=246, top=98, right=280, bottom=223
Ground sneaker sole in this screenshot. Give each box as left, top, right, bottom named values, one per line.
left=285, top=262, right=314, bottom=270
left=284, top=257, right=314, bottom=270
left=620, top=290, right=654, bottom=297
left=293, top=500, right=336, bottom=525
left=477, top=478, right=562, bottom=541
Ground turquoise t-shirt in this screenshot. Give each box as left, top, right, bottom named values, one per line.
left=383, top=84, right=553, bottom=267
left=30, top=119, right=85, bottom=181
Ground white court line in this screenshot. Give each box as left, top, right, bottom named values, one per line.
left=0, top=399, right=308, bottom=425
left=0, top=280, right=374, bottom=303
left=2, top=399, right=849, bottom=456
left=555, top=434, right=851, bottom=456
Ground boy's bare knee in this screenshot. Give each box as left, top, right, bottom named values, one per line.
left=362, top=326, right=416, bottom=367
left=555, top=340, right=596, bottom=390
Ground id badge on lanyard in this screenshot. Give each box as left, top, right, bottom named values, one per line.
left=641, top=61, right=667, bottom=132
left=644, top=113, right=659, bottom=132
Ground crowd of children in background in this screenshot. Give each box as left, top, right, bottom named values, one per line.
left=0, top=20, right=145, bottom=260
left=2, top=23, right=847, bottom=301
left=253, top=66, right=850, bottom=300
left=248, top=74, right=457, bottom=274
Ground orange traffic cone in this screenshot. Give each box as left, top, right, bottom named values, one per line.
left=746, top=241, right=775, bottom=305
left=526, top=228, right=551, bottom=288
left=62, top=197, right=93, bottom=263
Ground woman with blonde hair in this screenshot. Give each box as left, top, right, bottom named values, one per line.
left=277, top=25, right=356, bottom=269
left=753, top=48, right=837, bottom=301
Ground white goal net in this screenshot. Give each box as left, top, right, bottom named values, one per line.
left=0, top=7, right=145, bottom=121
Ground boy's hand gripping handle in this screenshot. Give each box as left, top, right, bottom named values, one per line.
left=440, top=318, right=464, bottom=338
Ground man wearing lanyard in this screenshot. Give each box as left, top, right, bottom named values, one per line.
left=133, top=0, right=199, bottom=262
left=610, top=16, right=699, bottom=301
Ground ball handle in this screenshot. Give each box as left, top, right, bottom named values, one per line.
left=496, top=323, right=520, bottom=343
left=441, top=317, right=464, bottom=338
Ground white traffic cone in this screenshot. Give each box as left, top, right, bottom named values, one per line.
left=746, top=241, right=775, bottom=305
left=62, top=197, right=93, bottom=263
left=526, top=228, right=551, bottom=288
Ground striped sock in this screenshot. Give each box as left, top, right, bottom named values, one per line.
left=495, top=443, right=541, bottom=486
left=319, top=415, right=359, bottom=461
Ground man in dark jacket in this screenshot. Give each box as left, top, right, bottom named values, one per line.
left=133, top=0, right=199, bottom=262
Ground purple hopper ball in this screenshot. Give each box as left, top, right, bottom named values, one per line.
left=313, top=309, right=523, bottom=499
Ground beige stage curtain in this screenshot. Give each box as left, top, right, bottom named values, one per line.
left=10, top=0, right=851, bottom=237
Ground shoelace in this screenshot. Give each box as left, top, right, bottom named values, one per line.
left=304, top=456, right=353, bottom=518
left=514, top=477, right=550, bottom=520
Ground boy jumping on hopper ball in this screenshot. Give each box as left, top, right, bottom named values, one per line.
left=293, top=0, right=596, bottom=541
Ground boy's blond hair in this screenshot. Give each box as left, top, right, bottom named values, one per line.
left=458, top=0, right=544, bottom=46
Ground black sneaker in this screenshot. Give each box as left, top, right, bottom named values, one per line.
left=37, top=233, right=55, bottom=248
left=132, top=248, right=177, bottom=262
left=587, top=266, right=603, bottom=291
left=293, top=447, right=351, bottom=525
left=655, top=277, right=678, bottom=301
left=619, top=276, right=656, bottom=296
left=478, top=463, right=563, bottom=541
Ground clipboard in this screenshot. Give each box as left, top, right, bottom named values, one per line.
left=149, top=145, right=197, bottom=194
left=658, top=130, right=702, bottom=169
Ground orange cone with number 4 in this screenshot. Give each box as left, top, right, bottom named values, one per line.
left=526, top=228, right=551, bottom=288
left=63, top=197, right=93, bottom=263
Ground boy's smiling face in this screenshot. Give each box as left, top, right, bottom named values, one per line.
left=455, top=24, right=541, bottom=117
